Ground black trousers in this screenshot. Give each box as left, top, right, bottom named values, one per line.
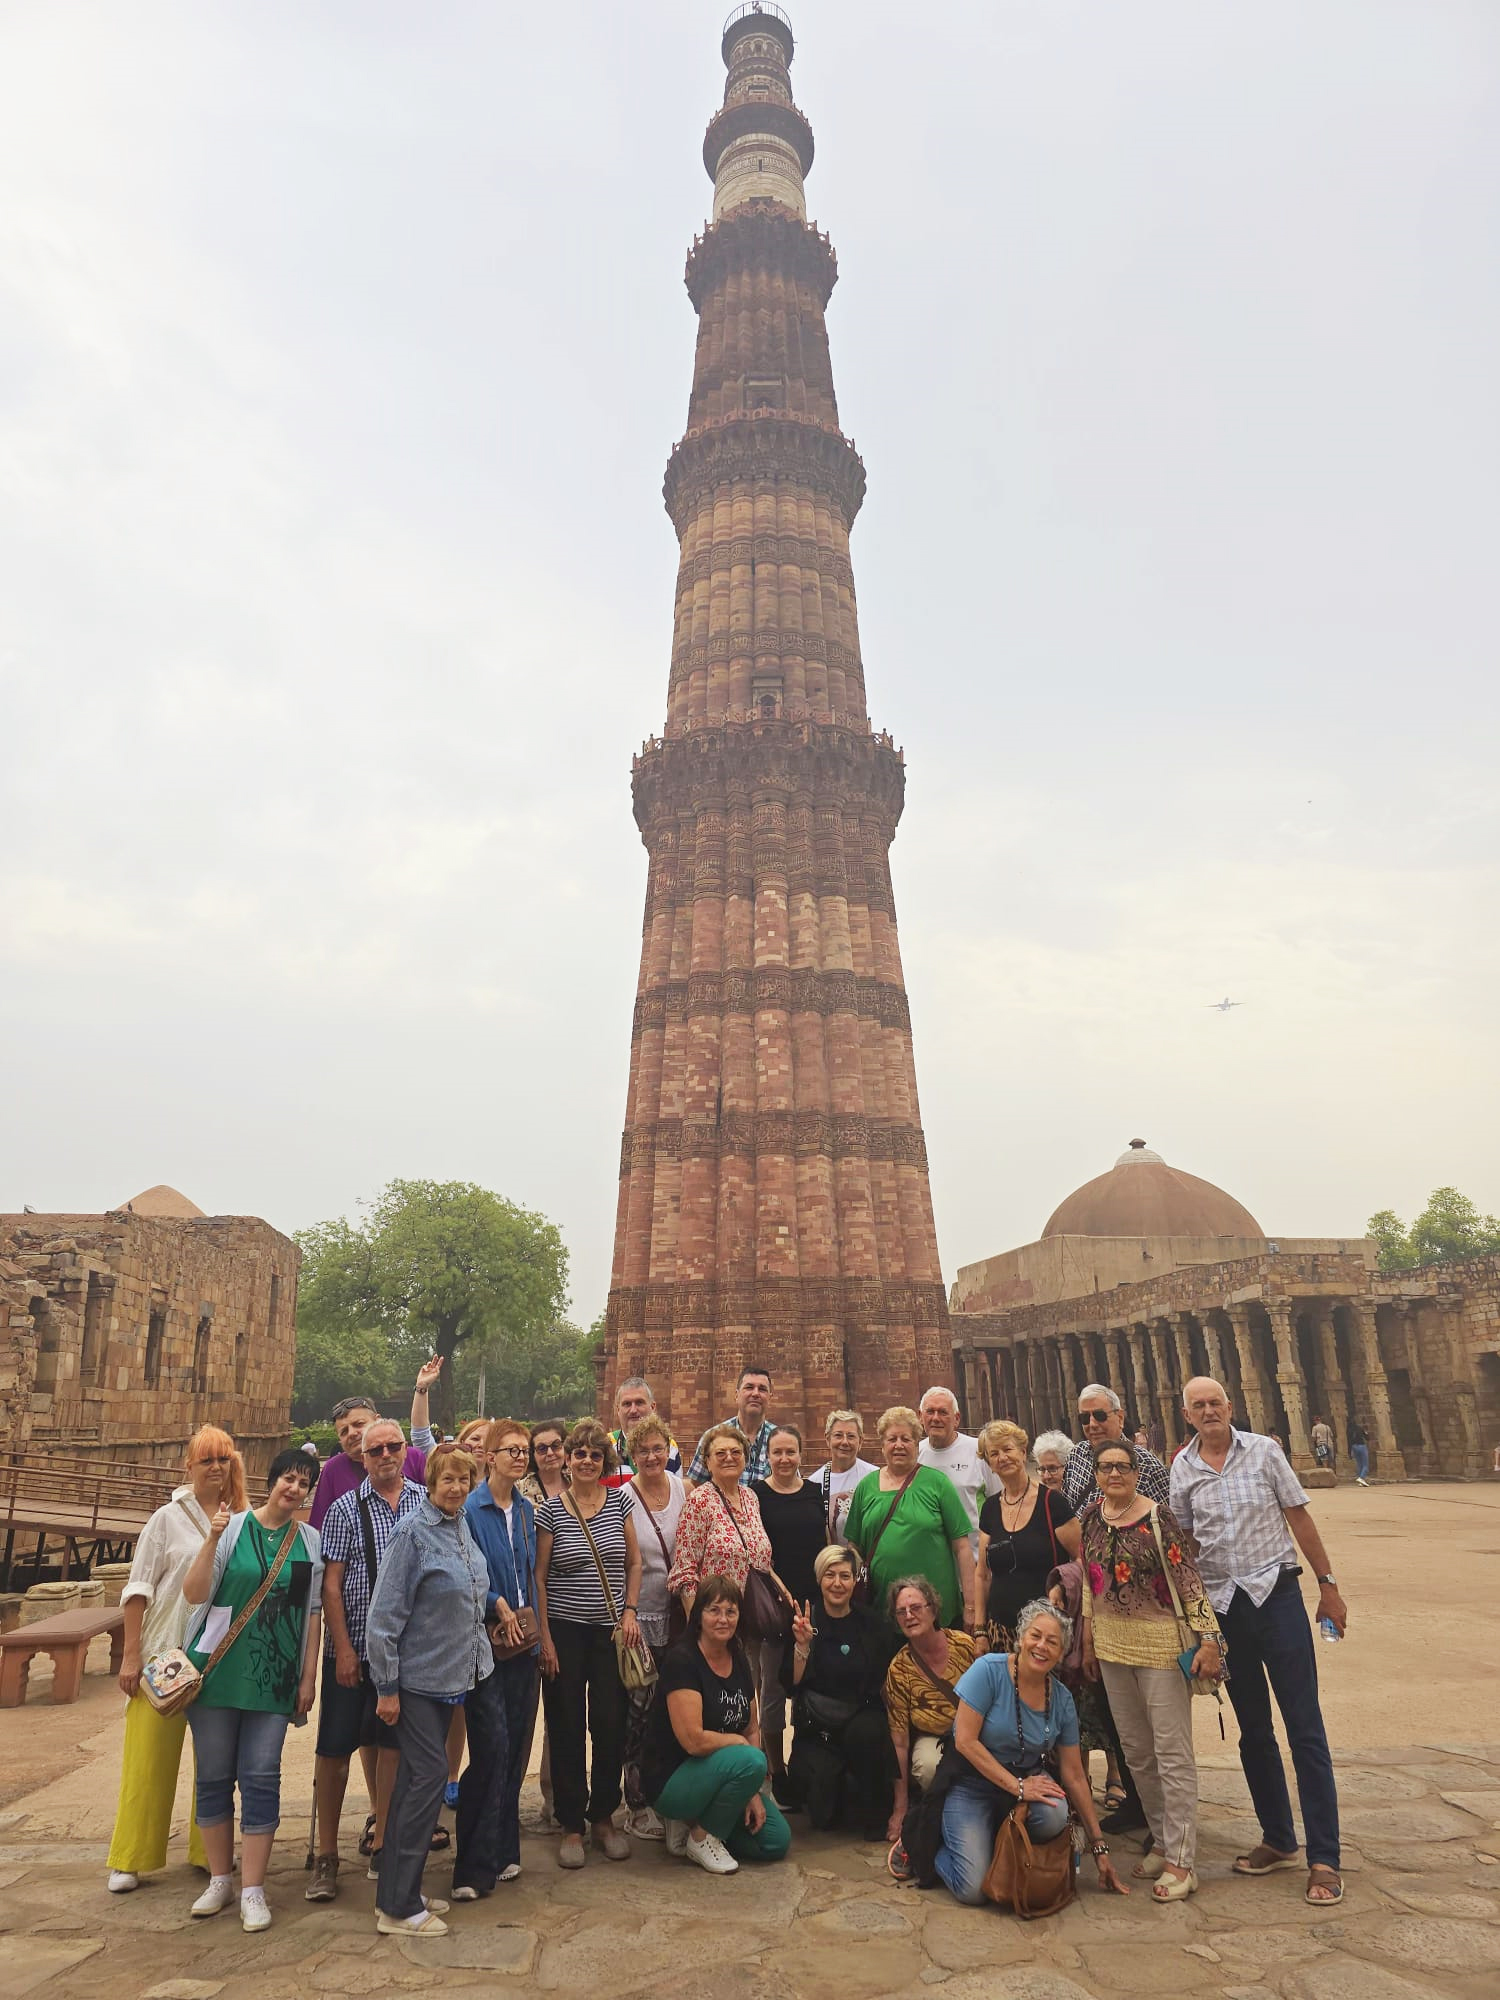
left=454, top=1657, right=531, bottom=1891
left=540, top=1619, right=626, bottom=1834
left=786, top=1705, right=895, bottom=1838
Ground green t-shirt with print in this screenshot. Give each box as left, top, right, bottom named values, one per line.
left=189, top=1515, right=313, bottom=1713
left=844, top=1466, right=971, bottom=1626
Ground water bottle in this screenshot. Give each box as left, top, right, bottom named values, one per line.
left=1318, top=1616, right=1342, bottom=1643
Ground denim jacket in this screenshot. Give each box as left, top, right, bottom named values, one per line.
left=365, top=1498, right=493, bottom=1699
left=463, top=1481, right=537, bottom=1619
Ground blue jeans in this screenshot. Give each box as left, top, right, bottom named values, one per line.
left=1220, top=1569, right=1339, bottom=1869
left=935, top=1769, right=1069, bottom=1906
left=187, top=1704, right=291, bottom=1836
left=1351, top=1442, right=1369, bottom=1480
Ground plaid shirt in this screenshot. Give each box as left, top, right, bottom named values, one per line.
left=1169, top=1428, right=1308, bottom=1614
left=1063, top=1435, right=1170, bottom=1512
left=688, top=1417, right=775, bottom=1486
left=319, top=1476, right=426, bottom=1657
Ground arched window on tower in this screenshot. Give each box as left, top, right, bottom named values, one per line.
left=193, top=1313, right=213, bottom=1397
left=144, top=1306, right=166, bottom=1389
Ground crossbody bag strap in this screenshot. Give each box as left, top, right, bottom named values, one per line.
left=1146, top=1501, right=1199, bottom=1654
left=823, top=1464, right=836, bottom=1540
left=565, top=1492, right=621, bottom=1627
left=633, top=1486, right=673, bottom=1571
left=907, top=1638, right=960, bottom=1704
left=357, top=1492, right=380, bottom=1595
left=712, top=1486, right=792, bottom=1602
left=1041, top=1484, right=1059, bottom=1567
left=202, top=1517, right=301, bottom=1677
left=863, top=1467, right=918, bottom=1568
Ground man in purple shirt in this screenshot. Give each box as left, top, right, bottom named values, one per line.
left=308, top=1357, right=444, bottom=1531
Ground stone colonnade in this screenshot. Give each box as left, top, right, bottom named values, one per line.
left=955, top=1295, right=1410, bottom=1478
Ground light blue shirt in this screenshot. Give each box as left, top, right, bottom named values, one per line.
left=1170, top=1427, right=1308, bottom=1614
left=365, top=1498, right=493, bottom=1699
left=954, top=1652, right=1078, bottom=1772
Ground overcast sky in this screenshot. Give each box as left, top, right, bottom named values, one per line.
left=3, top=1, right=1496, bottom=1325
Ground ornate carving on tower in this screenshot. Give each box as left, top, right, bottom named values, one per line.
left=601, top=6, right=949, bottom=1440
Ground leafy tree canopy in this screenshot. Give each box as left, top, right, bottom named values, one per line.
left=1366, top=1187, right=1500, bottom=1273
left=293, top=1180, right=572, bottom=1431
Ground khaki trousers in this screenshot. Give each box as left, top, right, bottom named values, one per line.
left=1099, top=1657, right=1198, bottom=1870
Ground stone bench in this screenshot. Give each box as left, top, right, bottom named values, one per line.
left=0, top=1605, right=125, bottom=1707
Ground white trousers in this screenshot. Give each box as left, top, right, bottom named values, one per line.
left=1100, top=1657, right=1198, bottom=1870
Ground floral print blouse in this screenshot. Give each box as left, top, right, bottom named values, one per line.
left=1078, top=1500, right=1221, bottom=1670
left=666, top=1480, right=773, bottom=1600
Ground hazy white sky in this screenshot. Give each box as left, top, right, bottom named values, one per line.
left=3, top=1, right=1496, bottom=1324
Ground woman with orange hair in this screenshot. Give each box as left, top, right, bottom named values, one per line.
left=105, top=1426, right=247, bottom=1894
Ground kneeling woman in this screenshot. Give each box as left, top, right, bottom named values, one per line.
left=935, top=1599, right=1127, bottom=1906
left=642, top=1576, right=791, bottom=1876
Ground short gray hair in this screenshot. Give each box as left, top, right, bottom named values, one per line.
left=616, top=1375, right=653, bottom=1399
left=1077, top=1383, right=1121, bottom=1413
left=919, top=1385, right=960, bottom=1413
left=1032, top=1429, right=1072, bottom=1464
left=1014, top=1596, right=1073, bottom=1653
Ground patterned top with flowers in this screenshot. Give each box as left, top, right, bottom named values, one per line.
left=665, top=1480, right=774, bottom=1602
left=1078, top=1500, right=1221, bottom=1671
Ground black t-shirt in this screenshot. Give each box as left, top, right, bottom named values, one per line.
left=978, top=1485, right=1077, bottom=1638
left=750, top=1479, right=828, bottom=1609
left=641, top=1639, right=756, bottom=1804
left=777, top=1600, right=894, bottom=1704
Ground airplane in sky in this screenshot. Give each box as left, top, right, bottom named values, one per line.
left=1208, top=997, right=1244, bottom=1012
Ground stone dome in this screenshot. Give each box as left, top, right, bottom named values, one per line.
left=1041, top=1140, right=1263, bottom=1241
left=122, top=1184, right=206, bottom=1220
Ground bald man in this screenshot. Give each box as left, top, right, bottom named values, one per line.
left=1170, top=1377, right=1347, bottom=1908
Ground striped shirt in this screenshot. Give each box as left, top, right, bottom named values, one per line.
left=537, top=1488, right=630, bottom=1626
left=1169, top=1428, right=1308, bottom=1614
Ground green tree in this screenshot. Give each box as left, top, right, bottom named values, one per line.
left=290, top=1318, right=395, bottom=1426
left=1367, top=1189, right=1500, bottom=1273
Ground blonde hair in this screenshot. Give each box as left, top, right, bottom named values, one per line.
left=626, top=1413, right=672, bottom=1455
left=813, top=1543, right=858, bottom=1588
left=977, top=1419, right=1029, bottom=1460
left=699, top=1422, right=749, bottom=1467
left=424, top=1445, right=480, bottom=1496
left=184, top=1426, right=247, bottom=1512
left=877, top=1405, right=922, bottom=1441
left=825, top=1408, right=864, bottom=1438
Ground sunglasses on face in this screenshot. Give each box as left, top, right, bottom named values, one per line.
left=570, top=1448, right=604, bottom=1462
left=535, top=1440, right=564, bottom=1453
left=1081, top=1411, right=1113, bottom=1427
left=365, top=1440, right=404, bottom=1457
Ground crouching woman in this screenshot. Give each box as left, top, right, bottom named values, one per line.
left=934, top=1598, right=1127, bottom=1906
left=641, top=1575, right=791, bottom=1876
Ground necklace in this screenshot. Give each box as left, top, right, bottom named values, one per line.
left=1101, top=1503, right=1141, bottom=1527
left=999, top=1478, right=1033, bottom=1518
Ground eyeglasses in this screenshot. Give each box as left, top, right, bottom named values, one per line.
left=1097, top=1461, right=1135, bottom=1476
left=535, top=1440, right=564, bottom=1452
left=365, top=1441, right=404, bottom=1458
left=494, top=1445, right=528, bottom=1459
left=1080, top=1411, right=1113, bottom=1427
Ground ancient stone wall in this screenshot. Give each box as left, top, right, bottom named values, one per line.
left=0, top=1211, right=298, bottom=1482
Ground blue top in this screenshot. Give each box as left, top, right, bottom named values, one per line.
left=954, top=1653, right=1079, bottom=1772
left=365, top=1498, right=493, bottom=1700
left=464, top=1481, right=537, bottom=1619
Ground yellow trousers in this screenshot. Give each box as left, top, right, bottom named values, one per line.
left=107, top=1691, right=208, bottom=1874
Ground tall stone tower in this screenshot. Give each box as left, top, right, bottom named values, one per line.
left=601, top=4, right=949, bottom=1441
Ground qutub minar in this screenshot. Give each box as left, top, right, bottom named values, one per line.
left=599, top=5, right=949, bottom=1440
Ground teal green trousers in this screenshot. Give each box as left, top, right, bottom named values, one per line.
left=652, top=1744, right=791, bottom=1860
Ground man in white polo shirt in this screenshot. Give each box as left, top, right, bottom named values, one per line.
left=916, top=1386, right=998, bottom=1555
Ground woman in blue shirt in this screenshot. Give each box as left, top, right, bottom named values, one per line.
left=462, top=1419, right=539, bottom=1890
left=935, top=1599, right=1127, bottom=1905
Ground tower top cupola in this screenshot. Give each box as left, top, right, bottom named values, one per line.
left=705, top=5, right=814, bottom=221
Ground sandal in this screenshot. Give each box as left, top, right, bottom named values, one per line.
left=429, top=1825, right=451, bottom=1852
left=1132, top=1853, right=1166, bottom=1880
left=1234, top=1844, right=1300, bottom=1875
left=1305, top=1864, right=1343, bottom=1905
left=358, top=1814, right=377, bottom=1857
left=1102, top=1784, right=1129, bottom=1812
left=1153, top=1868, right=1198, bottom=1902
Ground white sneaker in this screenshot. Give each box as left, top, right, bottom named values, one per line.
left=191, top=1876, right=235, bottom=1918
left=107, top=1870, right=139, bottom=1893
left=684, top=1829, right=738, bottom=1875
left=629, top=1807, right=665, bottom=1840
left=1357, top=1477, right=1369, bottom=1487
left=376, top=1908, right=450, bottom=1937
left=451, top=1885, right=480, bottom=1901
left=499, top=1863, right=522, bottom=1882
left=239, top=1888, right=272, bottom=1932
left=664, top=1818, right=689, bottom=1857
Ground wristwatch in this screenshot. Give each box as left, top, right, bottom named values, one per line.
left=1316, top=1573, right=1337, bottom=1588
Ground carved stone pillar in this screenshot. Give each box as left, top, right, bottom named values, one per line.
left=1172, top=1315, right=1198, bottom=1437
left=1343, top=1300, right=1406, bottom=1479
left=1390, top=1301, right=1438, bottom=1473
left=1225, top=1304, right=1271, bottom=1433
left=1107, top=1329, right=1132, bottom=1428
left=1151, top=1318, right=1181, bottom=1448
left=1428, top=1297, right=1481, bottom=1477
left=1057, top=1336, right=1080, bottom=1426
left=1264, top=1300, right=1314, bottom=1469
left=1201, top=1315, right=1229, bottom=1395
left=1127, top=1326, right=1153, bottom=1440
left=1308, top=1304, right=1348, bottom=1470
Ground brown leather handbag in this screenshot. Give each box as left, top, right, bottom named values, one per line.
left=982, top=1800, right=1076, bottom=1920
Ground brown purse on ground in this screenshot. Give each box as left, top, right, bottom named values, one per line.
left=982, top=1799, right=1077, bottom=1920
left=488, top=1604, right=540, bottom=1660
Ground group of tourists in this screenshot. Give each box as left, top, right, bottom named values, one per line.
left=102, top=1359, right=1350, bottom=1934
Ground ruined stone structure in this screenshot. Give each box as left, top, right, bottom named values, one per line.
left=0, top=1186, right=297, bottom=1481
left=601, top=6, right=948, bottom=1440
left=950, top=1143, right=1500, bottom=1479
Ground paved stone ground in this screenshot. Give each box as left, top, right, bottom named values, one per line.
left=2, top=1482, right=1497, bottom=2000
